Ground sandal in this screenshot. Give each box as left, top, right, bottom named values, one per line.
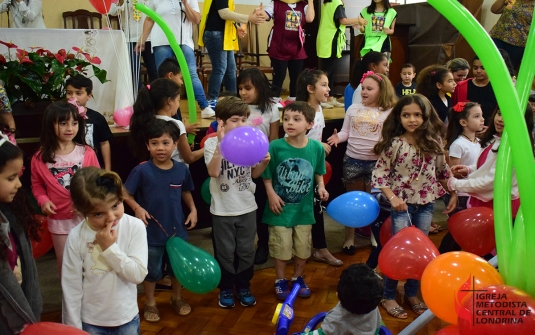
left=170, top=297, right=192, bottom=316
left=429, top=223, right=442, bottom=234
left=342, top=245, right=356, bottom=255
left=380, top=299, right=408, bottom=319
left=311, top=252, right=343, bottom=267
left=408, top=299, right=428, bottom=315
left=144, top=304, right=160, bottom=323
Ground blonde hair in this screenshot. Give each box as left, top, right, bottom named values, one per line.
left=70, top=167, right=124, bottom=215
left=362, top=73, right=398, bottom=110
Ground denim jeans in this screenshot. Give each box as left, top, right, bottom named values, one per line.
left=203, top=30, right=237, bottom=100
left=383, top=202, right=434, bottom=300
left=82, top=314, right=140, bottom=335
left=153, top=44, right=209, bottom=109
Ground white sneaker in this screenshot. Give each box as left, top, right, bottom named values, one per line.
left=201, top=106, right=215, bottom=118
left=320, top=102, right=334, bottom=109
left=272, top=97, right=284, bottom=109
left=328, top=97, right=344, bottom=108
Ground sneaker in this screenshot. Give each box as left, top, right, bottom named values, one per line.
left=320, top=102, right=334, bottom=109
left=282, top=97, right=296, bottom=107
left=328, top=97, right=344, bottom=108
left=274, top=279, right=290, bottom=300
left=355, top=226, right=371, bottom=238
left=236, top=288, right=256, bottom=307
left=272, top=97, right=284, bottom=109
left=207, top=99, right=218, bottom=110
left=201, top=106, right=216, bottom=119
left=292, top=275, right=311, bottom=298
left=218, top=289, right=235, bottom=308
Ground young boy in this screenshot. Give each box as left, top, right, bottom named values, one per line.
left=65, top=75, right=113, bottom=170
left=262, top=101, right=328, bottom=299
left=306, top=264, right=383, bottom=335
left=205, top=97, right=270, bottom=308
left=124, top=119, right=197, bottom=322
left=395, top=63, right=417, bottom=98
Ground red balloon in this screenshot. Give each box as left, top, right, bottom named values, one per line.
left=437, top=325, right=460, bottom=335
left=200, top=132, right=217, bottom=148
left=448, top=207, right=495, bottom=256
left=88, top=0, right=113, bottom=14
left=458, top=285, right=535, bottom=334
left=31, top=215, right=53, bottom=259
left=379, top=216, right=392, bottom=246
left=324, top=161, right=332, bottom=185
left=378, top=226, right=439, bottom=280
left=22, top=322, right=89, bottom=334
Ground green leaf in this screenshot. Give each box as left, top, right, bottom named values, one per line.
left=92, top=65, right=110, bottom=84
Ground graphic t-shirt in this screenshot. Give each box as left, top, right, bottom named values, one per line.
left=46, top=145, right=85, bottom=190
left=395, top=82, right=416, bottom=98
left=84, top=108, right=113, bottom=168
left=247, top=104, right=280, bottom=137
left=306, top=108, right=326, bottom=141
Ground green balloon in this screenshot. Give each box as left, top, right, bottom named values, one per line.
left=201, top=177, right=211, bottom=205
left=166, top=237, right=221, bottom=294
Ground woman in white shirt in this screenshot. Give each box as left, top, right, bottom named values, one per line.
left=0, top=0, right=46, bottom=28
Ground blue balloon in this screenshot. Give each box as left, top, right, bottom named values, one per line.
left=326, top=191, right=380, bottom=228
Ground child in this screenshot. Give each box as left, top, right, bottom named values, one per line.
left=372, top=94, right=457, bottom=319
left=296, top=69, right=342, bottom=267
left=205, top=91, right=239, bottom=135
left=0, top=139, right=42, bottom=335
left=327, top=71, right=396, bottom=255
left=124, top=119, right=197, bottom=322
left=129, top=78, right=204, bottom=164
left=345, top=51, right=389, bottom=110
left=62, top=167, right=148, bottom=332
left=262, top=101, right=328, bottom=299
left=205, top=97, right=270, bottom=308
left=65, top=75, right=114, bottom=171
left=446, top=58, right=470, bottom=84
left=237, top=68, right=280, bottom=265
left=416, top=65, right=456, bottom=122
left=395, top=63, right=417, bottom=98
left=359, top=0, right=397, bottom=60
left=31, top=101, right=100, bottom=275
left=305, top=264, right=382, bottom=335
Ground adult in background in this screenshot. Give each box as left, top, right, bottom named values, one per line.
left=0, top=0, right=45, bottom=28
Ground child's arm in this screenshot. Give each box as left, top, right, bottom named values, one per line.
left=61, top=235, right=84, bottom=328
left=252, top=152, right=270, bottom=178
left=264, top=178, right=285, bottom=215
left=305, top=0, right=315, bottom=23
left=178, top=134, right=204, bottom=164
left=100, top=141, right=111, bottom=171
left=436, top=153, right=458, bottom=214
left=315, top=174, right=329, bottom=201
left=383, top=18, right=396, bottom=35
left=122, top=188, right=151, bottom=226
left=327, top=112, right=351, bottom=147
left=439, top=180, right=458, bottom=214
left=182, top=190, right=198, bottom=230
left=30, top=155, right=57, bottom=215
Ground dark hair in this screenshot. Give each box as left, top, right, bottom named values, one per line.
left=215, top=96, right=250, bottom=122
left=145, top=119, right=181, bottom=143
left=446, top=58, right=470, bottom=73
left=38, top=101, right=87, bottom=163
left=416, top=65, right=451, bottom=98
left=350, top=52, right=388, bottom=89
left=480, top=105, right=534, bottom=152
left=65, top=75, right=93, bottom=95
left=529, top=94, right=535, bottom=103
left=366, top=0, right=391, bottom=14
left=296, top=69, right=327, bottom=102
left=283, top=101, right=316, bottom=123
left=237, top=68, right=273, bottom=112
left=375, top=94, right=446, bottom=155
left=130, top=79, right=180, bottom=160
left=445, top=102, right=480, bottom=150
left=157, top=57, right=181, bottom=79
left=498, top=48, right=515, bottom=77
left=338, top=264, right=382, bottom=314
left=401, top=63, right=416, bottom=72
left=0, top=140, right=22, bottom=173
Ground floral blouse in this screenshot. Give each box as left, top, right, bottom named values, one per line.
left=371, top=137, right=451, bottom=205
left=490, top=0, right=534, bottom=47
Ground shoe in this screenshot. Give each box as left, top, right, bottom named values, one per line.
left=406, top=297, right=428, bottom=315
left=328, top=97, right=344, bottom=108
left=207, top=99, right=218, bottom=109
left=292, top=275, right=311, bottom=298
left=274, top=279, right=290, bottom=300
left=218, top=289, right=235, bottom=308
left=381, top=299, right=408, bottom=319
left=342, top=245, right=356, bottom=255
left=254, top=244, right=269, bottom=265
left=282, top=97, right=296, bottom=107
left=273, top=97, right=284, bottom=109
left=143, top=304, right=160, bottom=323
left=170, top=297, right=192, bottom=316
left=236, top=288, right=256, bottom=307
left=320, top=102, right=334, bottom=109
left=311, top=252, right=343, bottom=267
left=201, top=106, right=215, bottom=119
left=355, top=226, right=371, bottom=238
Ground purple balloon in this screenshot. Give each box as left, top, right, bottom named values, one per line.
left=220, top=126, right=269, bottom=166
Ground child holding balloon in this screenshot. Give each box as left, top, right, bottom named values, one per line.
left=62, top=167, right=148, bottom=333
left=372, top=94, right=457, bottom=319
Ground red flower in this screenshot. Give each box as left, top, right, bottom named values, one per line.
left=35, top=48, right=51, bottom=56
left=0, top=40, right=18, bottom=48
left=55, top=49, right=66, bottom=64
left=72, top=46, right=82, bottom=53
left=66, top=53, right=75, bottom=60
left=89, top=56, right=101, bottom=65
left=0, top=54, right=5, bottom=64
left=16, top=49, right=28, bottom=59
left=20, top=57, right=33, bottom=64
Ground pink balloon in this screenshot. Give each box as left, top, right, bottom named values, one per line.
left=113, top=106, right=133, bottom=127
left=22, top=322, right=89, bottom=334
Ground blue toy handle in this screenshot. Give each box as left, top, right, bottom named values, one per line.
left=302, top=312, right=327, bottom=333
left=275, top=284, right=301, bottom=335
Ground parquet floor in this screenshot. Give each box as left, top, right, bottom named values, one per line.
left=42, top=231, right=450, bottom=334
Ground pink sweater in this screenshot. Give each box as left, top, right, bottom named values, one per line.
left=31, top=146, right=100, bottom=220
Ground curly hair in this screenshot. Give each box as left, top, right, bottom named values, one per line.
left=416, top=65, right=451, bottom=99
left=338, top=264, right=383, bottom=314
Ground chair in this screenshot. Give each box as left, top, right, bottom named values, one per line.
left=235, top=22, right=273, bottom=77
left=63, top=10, right=102, bottom=29
left=107, top=15, right=122, bottom=30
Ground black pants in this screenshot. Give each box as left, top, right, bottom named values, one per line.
left=318, top=57, right=338, bottom=94
left=270, top=57, right=304, bottom=97
left=255, top=177, right=269, bottom=248
left=312, top=198, right=327, bottom=249
left=366, top=208, right=391, bottom=269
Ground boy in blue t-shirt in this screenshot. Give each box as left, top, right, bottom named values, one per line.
left=124, top=119, right=197, bottom=322
left=262, top=101, right=328, bottom=300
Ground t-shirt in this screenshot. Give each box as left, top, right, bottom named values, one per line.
left=395, top=82, right=416, bottom=98
left=204, top=137, right=257, bottom=216
left=449, top=136, right=481, bottom=197
left=311, top=303, right=381, bottom=335
left=85, top=108, right=113, bottom=168
left=124, top=159, right=194, bottom=246
left=306, top=108, right=325, bottom=141
left=352, top=84, right=363, bottom=106
left=46, top=145, right=85, bottom=190
left=205, top=0, right=228, bottom=32
left=428, top=94, right=451, bottom=123
left=247, top=104, right=280, bottom=137
left=148, top=0, right=199, bottom=49
left=262, top=138, right=325, bottom=227
left=467, top=80, right=497, bottom=124
left=155, top=115, right=187, bottom=163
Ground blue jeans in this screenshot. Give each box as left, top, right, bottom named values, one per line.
left=383, top=202, right=434, bottom=300
left=203, top=30, right=237, bottom=100
left=153, top=44, right=208, bottom=109
left=82, top=314, right=140, bottom=335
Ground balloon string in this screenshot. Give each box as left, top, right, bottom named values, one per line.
left=314, top=185, right=325, bottom=214
left=406, top=210, right=413, bottom=227
left=149, top=214, right=170, bottom=237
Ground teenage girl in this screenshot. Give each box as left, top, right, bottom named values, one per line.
left=129, top=78, right=204, bottom=164
left=359, top=0, right=397, bottom=60
left=416, top=65, right=456, bottom=123
left=344, top=51, right=389, bottom=110
left=62, top=167, right=148, bottom=333
left=446, top=58, right=470, bottom=84
left=0, top=139, right=42, bottom=334
left=327, top=72, right=397, bottom=255
left=296, top=69, right=342, bottom=266
left=31, top=101, right=100, bottom=276
left=372, top=94, right=457, bottom=319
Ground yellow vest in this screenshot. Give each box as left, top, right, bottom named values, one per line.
left=198, top=0, right=239, bottom=51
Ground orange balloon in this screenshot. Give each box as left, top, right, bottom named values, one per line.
left=421, top=251, right=504, bottom=325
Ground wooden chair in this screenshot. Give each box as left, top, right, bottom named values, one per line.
left=107, top=15, right=121, bottom=30
left=63, top=10, right=102, bottom=29
left=235, top=22, right=273, bottom=77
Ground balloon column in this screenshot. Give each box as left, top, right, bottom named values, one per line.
left=326, top=191, right=379, bottom=228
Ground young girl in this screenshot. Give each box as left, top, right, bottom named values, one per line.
left=416, top=65, right=456, bottom=123
left=237, top=68, right=280, bottom=265
left=31, top=101, right=100, bottom=276
left=0, top=139, right=42, bottom=335
left=129, top=78, right=204, bottom=164
left=62, top=167, right=148, bottom=333
left=327, top=71, right=396, bottom=255
left=446, top=58, right=470, bottom=84
left=372, top=94, right=457, bottom=319
left=359, top=0, right=397, bottom=60
left=296, top=69, right=342, bottom=266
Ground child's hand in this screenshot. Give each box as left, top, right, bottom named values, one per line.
left=317, top=184, right=329, bottom=201
left=327, top=129, right=339, bottom=147
left=41, top=201, right=57, bottom=215
left=321, top=142, right=332, bottom=156
left=476, top=126, right=488, bottom=138
left=391, top=196, right=408, bottom=211
left=95, top=220, right=118, bottom=251
left=267, top=193, right=285, bottom=215
left=185, top=210, right=197, bottom=230
left=134, top=207, right=150, bottom=226
left=260, top=152, right=271, bottom=165
left=185, top=122, right=200, bottom=135
left=451, top=165, right=468, bottom=178
left=444, top=192, right=458, bottom=214
left=216, top=120, right=226, bottom=142
left=359, top=18, right=368, bottom=26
